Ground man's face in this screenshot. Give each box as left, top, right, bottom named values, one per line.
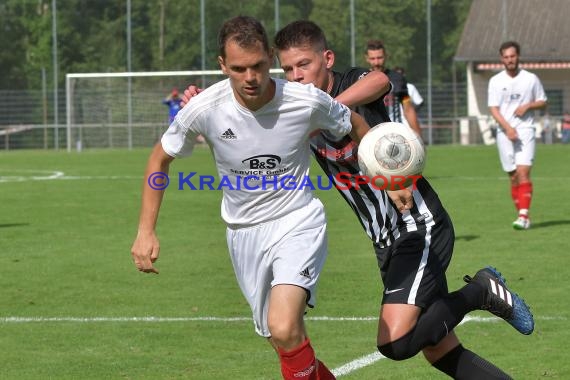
left=500, top=46, right=519, bottom=73
left=218, top=40, right=274, bottom=110
left=277, top=45, right=334, bottom=92
left=366, top=48, right=386, bottom=72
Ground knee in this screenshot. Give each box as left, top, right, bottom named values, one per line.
left=268, top=319, right=304, bottom=349
left=377, top=334, right=417, bottom=361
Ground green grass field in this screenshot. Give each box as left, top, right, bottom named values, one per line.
left=1, top=144, right=569, bottom=379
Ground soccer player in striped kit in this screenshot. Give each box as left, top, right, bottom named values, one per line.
left=273, top=21, right=534, bottom=379
left=131, top=16, right=372, bottom=380
left=488, top=40, right=547, bottom=230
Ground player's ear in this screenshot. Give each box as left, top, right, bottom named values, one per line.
left=324, top=50, right=335, bottom=69
left=218, top=56, right=227, bottom=74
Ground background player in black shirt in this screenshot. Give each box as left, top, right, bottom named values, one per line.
left=365, top=39, right=422, bottom=138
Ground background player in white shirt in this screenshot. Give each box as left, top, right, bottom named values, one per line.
left=488, top=40, right=547, bottom=230
left=130, top=16, right=370, bottom=380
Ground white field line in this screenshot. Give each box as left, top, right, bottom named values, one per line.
left=0, top=314, right=564, bottom=378
left=0, top=315, right=563, bottom=323
left=332, top=314, right=565, bottom=377
left=0, top=173, right=141, bottom=183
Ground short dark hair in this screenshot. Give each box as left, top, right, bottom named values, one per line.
left=499, top=40, right=520, bottom=55
left=217, top=16, right=270, bottom=58
left=393, top=66, right=405, bottom=75
left=366, top=39, right=385, bottom=52
left=274, top=20, right=328, bottom=52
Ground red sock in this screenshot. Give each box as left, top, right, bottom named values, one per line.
left=518, top=182, right=533, bottom=217
left=278, top=339, right=335, bottom=380
left=316, top=360, right=336, bottom=380
left=510, top=184, right=520, bottom=211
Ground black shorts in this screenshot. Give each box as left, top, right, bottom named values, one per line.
left=373, top=212, right=455, bottom=309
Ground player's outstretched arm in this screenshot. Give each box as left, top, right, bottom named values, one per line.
left=335, top=70, right=390, bottom=108
left=131, top=143, right=175, bottom=274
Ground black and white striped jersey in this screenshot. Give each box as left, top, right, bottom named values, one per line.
left=310, top=68, right=449, bottom=247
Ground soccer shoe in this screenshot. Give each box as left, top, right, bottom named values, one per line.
left=512, top=216, right=531, bottom=230
left=464, top=266, right=534, bottom=335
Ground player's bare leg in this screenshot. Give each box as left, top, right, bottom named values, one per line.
left=268, top=284, right=335, bottom=380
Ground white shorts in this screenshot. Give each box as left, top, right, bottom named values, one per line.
left=496, top=127, right=536, bottom=172
left=226, top=198, right=328, bottom=337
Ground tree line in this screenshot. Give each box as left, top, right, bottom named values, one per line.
left=0, top=0, right=471, bottom=91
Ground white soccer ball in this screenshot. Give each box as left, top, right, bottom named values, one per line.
left=357, top=122, right=425, bottom=190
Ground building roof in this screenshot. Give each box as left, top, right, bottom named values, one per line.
left=455, top=0, right=570, bottom=62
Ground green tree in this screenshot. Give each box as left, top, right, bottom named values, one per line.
left=0, top=0, right=471, bottom=91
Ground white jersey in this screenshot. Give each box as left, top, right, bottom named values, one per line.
left=161, top=78, right=352, bottom=226
left=399, top=82, right=423, bottom=129
left=487, top=69, right=547, bottom=130
left=407, top=83, right=424, bottom=107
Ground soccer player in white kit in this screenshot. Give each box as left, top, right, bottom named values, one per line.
left=488, top=41, right=547, bottom=230
left=130, top=16, right=370, bottom=380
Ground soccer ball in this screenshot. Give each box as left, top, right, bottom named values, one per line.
left=357, top=122, right=425, bottom=190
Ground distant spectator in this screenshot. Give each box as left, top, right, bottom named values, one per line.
left=541, top=113, right=553, bottom=144
left=562, top=110, right=570, bottom=144
left=164, top=88, right=204, bottom=143
left=162, top=88, right=183, bottom=123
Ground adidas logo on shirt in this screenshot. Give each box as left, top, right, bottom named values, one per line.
left=220, top=128, right=237, bottom=140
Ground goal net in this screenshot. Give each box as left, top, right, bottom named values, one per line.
left=65, top=69, right=283, bottom=151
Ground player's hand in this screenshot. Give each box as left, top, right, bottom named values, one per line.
left=505, top=126, right=519, bottom=142
left=130, top=231, right=160, bottom=274
left=181, top=85, right=203, bottom=107
left=387, top=188, right=414, bottom=213
left=514, top=105, right=528, bottom=118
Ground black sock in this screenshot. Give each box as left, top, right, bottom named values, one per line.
left=407, top=283, right=483, bottom=350
left=432, top=344, right=512, bottom=379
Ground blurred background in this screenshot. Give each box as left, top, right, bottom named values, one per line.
left=1, top=0, right=568, bottom=150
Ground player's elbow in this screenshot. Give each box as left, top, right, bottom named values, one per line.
left=367, top=71, right=391, bottom=95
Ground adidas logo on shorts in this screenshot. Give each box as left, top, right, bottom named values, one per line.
left=299, top=267, right=311, bottom=279
left=220, top=128, right=237, bottom=140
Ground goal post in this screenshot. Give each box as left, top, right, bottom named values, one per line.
left=65, top=69, right=283, bottom=152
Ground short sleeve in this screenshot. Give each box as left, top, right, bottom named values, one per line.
left=161, top=119, right=198, bottom=158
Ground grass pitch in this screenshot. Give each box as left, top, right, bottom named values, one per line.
left=0, top=144, right=568, bottom=379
